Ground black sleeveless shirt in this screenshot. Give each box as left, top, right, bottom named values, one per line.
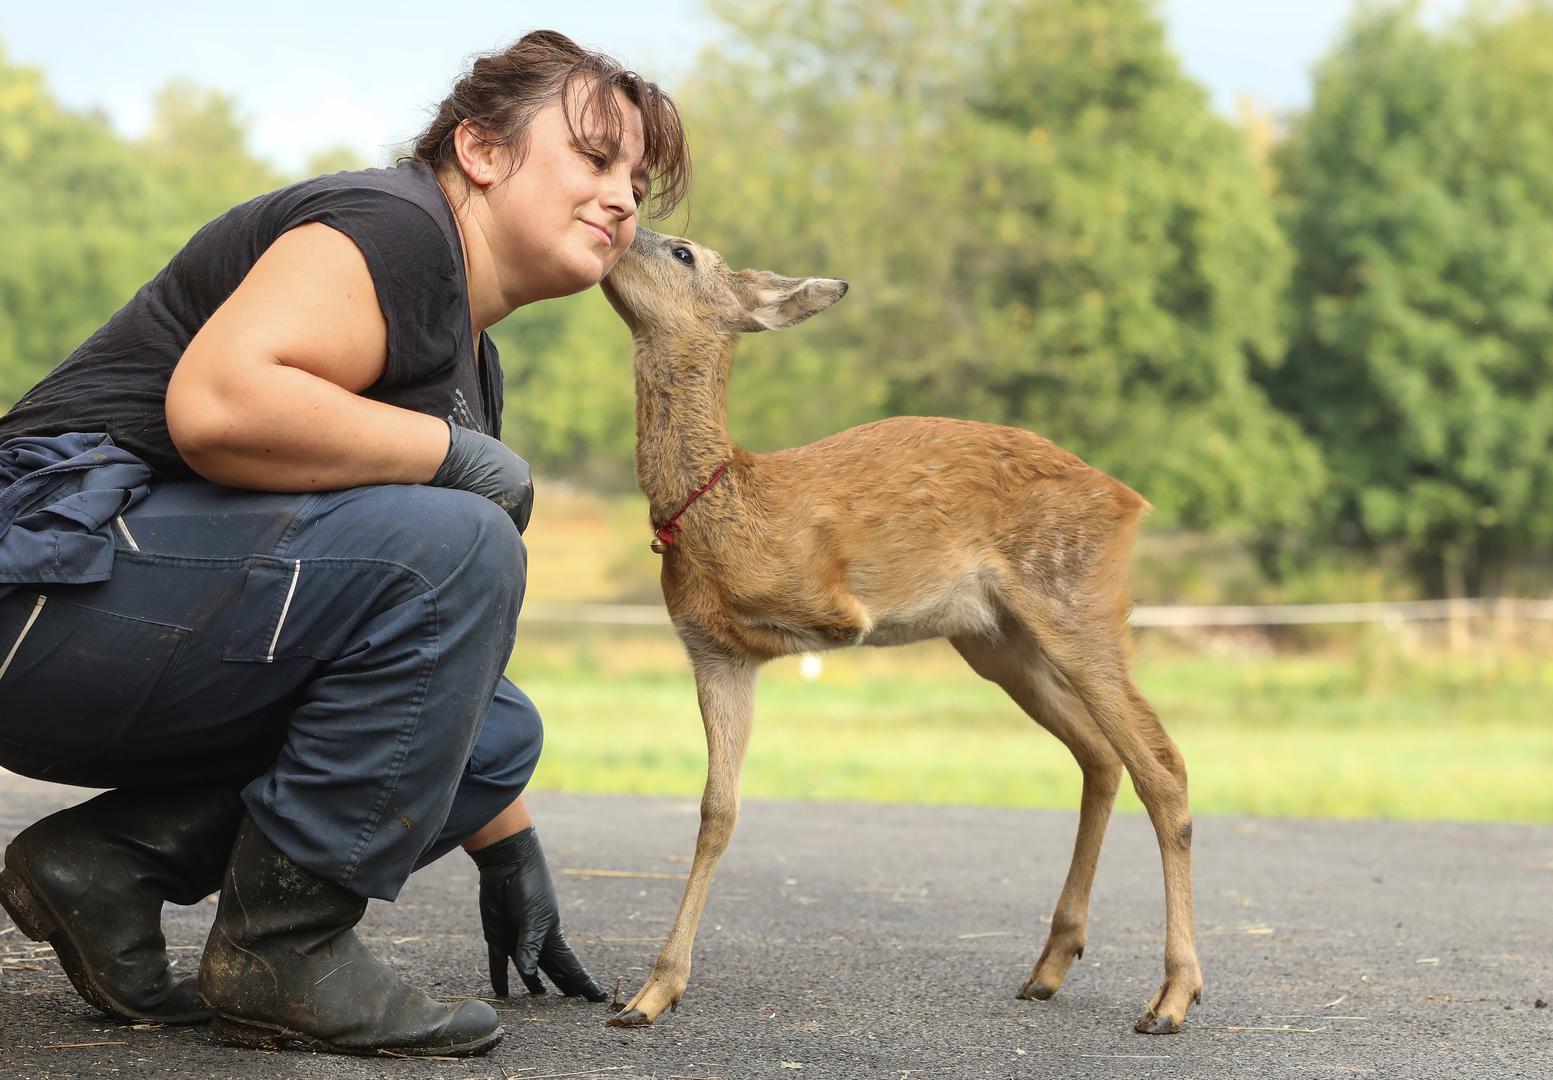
left=0, top=162, right=503, bottom=478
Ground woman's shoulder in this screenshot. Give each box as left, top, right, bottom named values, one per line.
left=188, top=162, right=450, bottom=252
left=278, top=162, right=449, bottom=226
left=199, top=162, right=458, bottom=281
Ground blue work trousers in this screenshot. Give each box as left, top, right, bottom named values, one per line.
left=0, top=480, right=541, bottom=900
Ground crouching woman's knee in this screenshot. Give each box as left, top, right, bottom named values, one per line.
left=396, top=487, right=527, bottom=615
left=470, top=680, right=544, bottom=799
left=461, top=495, right=528, bottom=609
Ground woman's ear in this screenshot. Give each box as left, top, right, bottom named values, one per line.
left=452, top=120, right=503, bottom=189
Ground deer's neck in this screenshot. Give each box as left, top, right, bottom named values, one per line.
left=633, top=333, right=736, bottom=516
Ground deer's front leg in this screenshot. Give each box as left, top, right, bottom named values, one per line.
left=609, top=651, right=757, bottom=1027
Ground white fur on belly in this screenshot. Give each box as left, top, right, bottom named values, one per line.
left=859, top=575, right=1000, bottom=648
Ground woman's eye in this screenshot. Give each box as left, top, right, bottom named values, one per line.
left=632, top=188, right=645, bottom=206
left=671, top=246, right=694, bottom=266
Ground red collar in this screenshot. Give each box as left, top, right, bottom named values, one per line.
left=651, top=463, right=728, bottom=553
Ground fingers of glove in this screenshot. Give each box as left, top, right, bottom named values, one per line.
left=494, top=481, right=533, bottom=533
left=539, top=936, right=607, bottom=1000
left=487, top=942, right=510, bottom=998
left=517, top=925, right=547, bottom=996
left=482, top=443, right=532, bottom=531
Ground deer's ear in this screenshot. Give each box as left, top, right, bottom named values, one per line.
left=734, top=270, right=849, bottom=333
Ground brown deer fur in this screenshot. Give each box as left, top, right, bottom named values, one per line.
left=598, top=227, right=1203, bottom=1035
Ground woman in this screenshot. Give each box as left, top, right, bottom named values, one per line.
left=0, top=30, right=689, bottom=1058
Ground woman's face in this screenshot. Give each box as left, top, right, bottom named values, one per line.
left=481, top=87, right=649, bottom=304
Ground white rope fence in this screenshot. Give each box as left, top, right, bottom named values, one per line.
left=524, top=597, right=1553, bottom=628
left=1129, top=597, right=1553, bottom=627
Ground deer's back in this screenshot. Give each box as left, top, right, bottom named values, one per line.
left=752, top=416, right=1147, bottom=529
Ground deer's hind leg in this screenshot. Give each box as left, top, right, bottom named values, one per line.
left=951, top=624, right=1123, bottom=1003
left=1019, top=602, right=1202, bottom=1035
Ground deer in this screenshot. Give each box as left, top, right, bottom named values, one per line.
left=595, top=227, right=1203, bottom=1035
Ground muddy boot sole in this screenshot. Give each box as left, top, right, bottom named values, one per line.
left=0, top=857, right=209, bottom=1025
left=210, top=1014, right=505, bottom=1057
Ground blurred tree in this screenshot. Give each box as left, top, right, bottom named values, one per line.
left=498, top=288, right=639, bottom=489
left=1273, top=0, right=1553, bottom=594
left=0, top=44, right=169, bottom=407
left=0, top=44, right=284, bottom=409
left=138, top=80, right=286, bottom=232
left=306, top=144, right=372, bottom=176
left=1235, top=94, right=1280, bottom=194
left=945, top=0, right=1324, bottom=536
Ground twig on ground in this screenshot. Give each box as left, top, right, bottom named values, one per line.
left=1226, top=1025, right=1326, bottom=1034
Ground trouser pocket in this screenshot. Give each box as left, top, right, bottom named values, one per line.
left=221, top=556, right=306, bottom=663
left=220, top=555, right=431, bottom=665
left=0, top=591, right=190, bottom=751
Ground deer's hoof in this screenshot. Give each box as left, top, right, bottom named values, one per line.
left=607, top=1008, right=656, bottom=1028
left=1135, top=972, right=1201, bottom=1034
left=1017, top=979, right=1057, bottom=1001
left=1134, top=1010, right=1183, bottom=1035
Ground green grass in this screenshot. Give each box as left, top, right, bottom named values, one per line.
left=511, top=635, right=1553, bottom=823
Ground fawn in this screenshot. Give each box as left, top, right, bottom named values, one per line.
left=597, top=228, right=1202, bottom=1035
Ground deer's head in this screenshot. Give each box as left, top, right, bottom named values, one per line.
left=601, top=228, right=848, bottom=343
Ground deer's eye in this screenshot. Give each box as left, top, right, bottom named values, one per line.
left=671, top=246, right=695, bottom=266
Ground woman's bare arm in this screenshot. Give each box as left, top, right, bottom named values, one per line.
left=165, top=222, right=451, bottom=491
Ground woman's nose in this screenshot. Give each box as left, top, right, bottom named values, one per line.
left=602, top=168, right=635, bottom=217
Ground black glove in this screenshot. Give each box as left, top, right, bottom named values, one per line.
left=430, top=420, right=534, bottom=533
left=470, top=827, right=607, bottom=1001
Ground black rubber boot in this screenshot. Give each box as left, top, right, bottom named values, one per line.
left=0, top=784, right=245, bottom=1024
left=198, top=817, right=502, bottom=1057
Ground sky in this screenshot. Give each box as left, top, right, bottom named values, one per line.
left=2, top=1, right=1468, bottom=174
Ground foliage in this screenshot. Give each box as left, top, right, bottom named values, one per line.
left=0, top=44, right=283, bottom=409
left=1, top=46, right=164, bottom=407
left=1272, top=0, right=1553, bottom=592
left=498, top=289, right=639, bottom=488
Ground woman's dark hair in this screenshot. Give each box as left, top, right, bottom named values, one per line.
left=405, top=30, right=690, bottom=218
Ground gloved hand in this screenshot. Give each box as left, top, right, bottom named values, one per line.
left=470, top=827, right=608, bottom=1001
left=429, top=420, right=534, bottom=533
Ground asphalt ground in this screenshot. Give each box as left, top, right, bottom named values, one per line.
left=1, top=770, right=1549, bottom=1079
